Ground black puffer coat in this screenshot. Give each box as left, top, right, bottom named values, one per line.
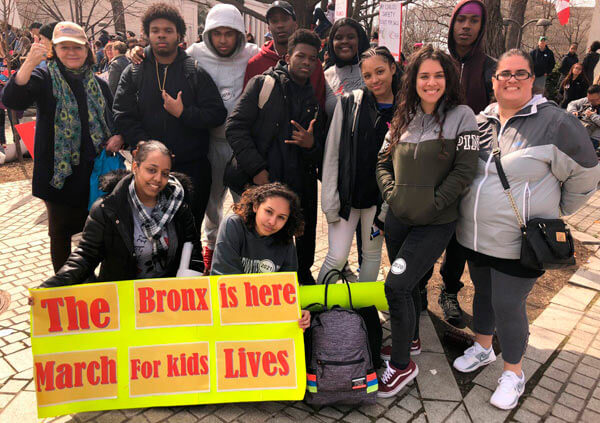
left=40, top=171, right=202, bottom=287
left=225, top=61, right=326, bottom=194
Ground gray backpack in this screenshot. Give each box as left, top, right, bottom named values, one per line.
left=305, top=270, right=378, bottom=405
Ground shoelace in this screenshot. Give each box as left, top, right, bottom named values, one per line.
left=381, top=361, right=396, bottom=384
left=496, top=373, right=520, bottom=393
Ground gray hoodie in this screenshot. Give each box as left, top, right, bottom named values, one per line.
left=457, top=95, right=600, bottom=260
left=211, top=214, right=298, bottom=275
left=186, top=4, right=260, bottom=142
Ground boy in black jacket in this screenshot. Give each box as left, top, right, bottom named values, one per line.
left=226, top=29, right=326, bottom=284
left=113, top=3, right=227, bottom=230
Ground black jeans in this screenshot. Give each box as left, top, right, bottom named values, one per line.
left=45, top=201, right=89, bottom=273
left=296, top=174, right=318, bottom=284
left=172, top=159, right=211, bottom=235
left=419, top=233, right=466, bottom=295
left=384, top=212, right=456, bottom=367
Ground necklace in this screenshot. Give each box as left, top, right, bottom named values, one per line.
left=155, top=60, right=168, bottom=92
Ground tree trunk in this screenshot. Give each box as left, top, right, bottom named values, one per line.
left=505, top=0, right=528, bottom=50
left=483, top=0, right=504, bottom=58
left=110, top=0, right=126, bottom=34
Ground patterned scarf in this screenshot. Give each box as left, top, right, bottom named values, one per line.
left=48, top=60, right=111, bottom=189
left=128, top=175, right=184, bottom=268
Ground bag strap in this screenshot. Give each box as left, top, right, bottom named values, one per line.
left=322, top=269, right=354, bottom=310
left=490, top=139, right=527, bottom=231
left=258, top=75, right=275, bottom=109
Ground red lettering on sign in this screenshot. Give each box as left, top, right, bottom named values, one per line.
left=39, top=296, right=111, bottom=333
left=138, top=287, right=210, bottom=313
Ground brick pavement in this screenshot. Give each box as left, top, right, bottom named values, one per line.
left=1, top=180, right=600, bottom=422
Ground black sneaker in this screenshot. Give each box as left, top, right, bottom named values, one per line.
left=439, top=289, right=466, bottom=328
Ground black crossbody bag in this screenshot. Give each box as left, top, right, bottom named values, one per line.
left=491, top=147, right=575, bottom=270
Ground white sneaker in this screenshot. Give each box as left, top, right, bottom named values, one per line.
left=453, top=342, right=496, bottom=373
left=490, top=370, right=525, bottom=410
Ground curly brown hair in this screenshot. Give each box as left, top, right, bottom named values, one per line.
left=387, top=44, right=463, bottom=158
left=142, top=2, right=186, bottom=38
left=233, top=183, right=304, bottom=245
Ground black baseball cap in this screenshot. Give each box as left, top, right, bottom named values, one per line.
left=266, top=1, right=296, bottom=22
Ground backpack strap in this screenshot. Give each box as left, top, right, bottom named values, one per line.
left=258, top=75, right=275, bottom=109
left=182, top=56, right=199, bottom=98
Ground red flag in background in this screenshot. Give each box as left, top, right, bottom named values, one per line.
left=15, top=121, right=36, bottom=158
left=555, top=0, right=570, bottom=26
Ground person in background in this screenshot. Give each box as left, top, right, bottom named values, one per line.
left=421, top=0, right=495, bottom=328
left=2, top=21, right=123, bottom=273
left=313, top=3, right=333, bottom=39
left=246, top=32, right=255, bottom=44
left=227, top=29, right=326, bottom=285
left=99, top=41, right=113, bottom=73
left=38, top=22, right=57, bottom=50
left=582, top=41, right=600, bottom=85
left=370, top=31, right=379, bottom=48
left=567, top=84, right=600, bottom=151
left=113, top=2, right=227, bottom=234
left=323, top=17, right=370, bottom=117
left=530, top=36, right=555, bottom=94
left=29, top=22, right=42, bottom=38
left=559, top=63, right=589, bottom=109
left=107, top=41, right=129, bottom=95
left=455, top=49, right=600, bottom=410
left=99, top=29, right=109, bottom=47
left=558, top=42, right=579, bottom=84
left=376, top=45, right=479, bottom=397
left=211, top=182, right=310, bottom=330
left=94, top=40, right=105, bottom=67
left=39, top=141, right=202, bottom=287
left=243, top=1, right=326, bottom=109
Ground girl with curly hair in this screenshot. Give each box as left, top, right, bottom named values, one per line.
left=376, top=45, right=479, bottom=397
left=211, top=182, right=310, bottom=329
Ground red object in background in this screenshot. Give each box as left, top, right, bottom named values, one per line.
left=15, top=121, right=36, bottom=159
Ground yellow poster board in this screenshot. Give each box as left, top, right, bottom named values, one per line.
left=30, top=273, right=305, bottom=418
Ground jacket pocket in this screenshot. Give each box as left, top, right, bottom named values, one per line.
left=388, top=185, right=437, bottom=224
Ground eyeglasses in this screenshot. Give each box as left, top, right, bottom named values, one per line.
left=494, top=70, right=532, bottom=81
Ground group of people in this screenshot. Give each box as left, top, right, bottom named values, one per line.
left=6, top=0, right=600, bottom=410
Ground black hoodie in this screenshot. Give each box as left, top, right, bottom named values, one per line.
left=448, top=0, right=496, bottom=114
left=113, top=46, right=227, bottom=165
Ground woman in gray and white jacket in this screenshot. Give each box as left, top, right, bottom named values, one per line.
left=454, top=49, right=600, bottom=410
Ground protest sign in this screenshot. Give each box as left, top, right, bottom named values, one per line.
left=334, top=0, right=349, bottom=21
left=379, top=1, right=403, bottom=59
left=30, top=273, right=305, bottom=418
left=14, top=121, right=36, bottom=159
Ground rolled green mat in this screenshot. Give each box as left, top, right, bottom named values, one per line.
left=299, top=281, right=388, bottom=310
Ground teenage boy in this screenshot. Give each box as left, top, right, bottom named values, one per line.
left=113, top=2, right=227, bottom=231
left=530, top=36, right=556, bottom=94
left=559, top=43, right=579, bottom=81
left=244, top=1, right=325, bottom=108
left=186, top=4, right=260, bottom=272
left=567, top=85, right=600, bottom=150
left=424, top=0, right=496, bottom=327
left=226, top=29, right=326, bottom=284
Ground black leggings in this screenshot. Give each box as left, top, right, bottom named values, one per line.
left=45, top=201, right=89, bottom=273
left=384, top=212, right=455, bottom=367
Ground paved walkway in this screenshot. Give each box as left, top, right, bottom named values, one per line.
left=1, top=179, right=600, bottom=422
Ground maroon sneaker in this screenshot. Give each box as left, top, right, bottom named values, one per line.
left=377, top=360, right=419, bottom=398
left=410, top=339, right=421, bottom=356
left=381, top=339, right=421, bottom=361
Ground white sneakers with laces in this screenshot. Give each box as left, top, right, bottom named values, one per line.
left=490, top=370, right=525, bottom=410
left=453, top=342, right=496, bottom=372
